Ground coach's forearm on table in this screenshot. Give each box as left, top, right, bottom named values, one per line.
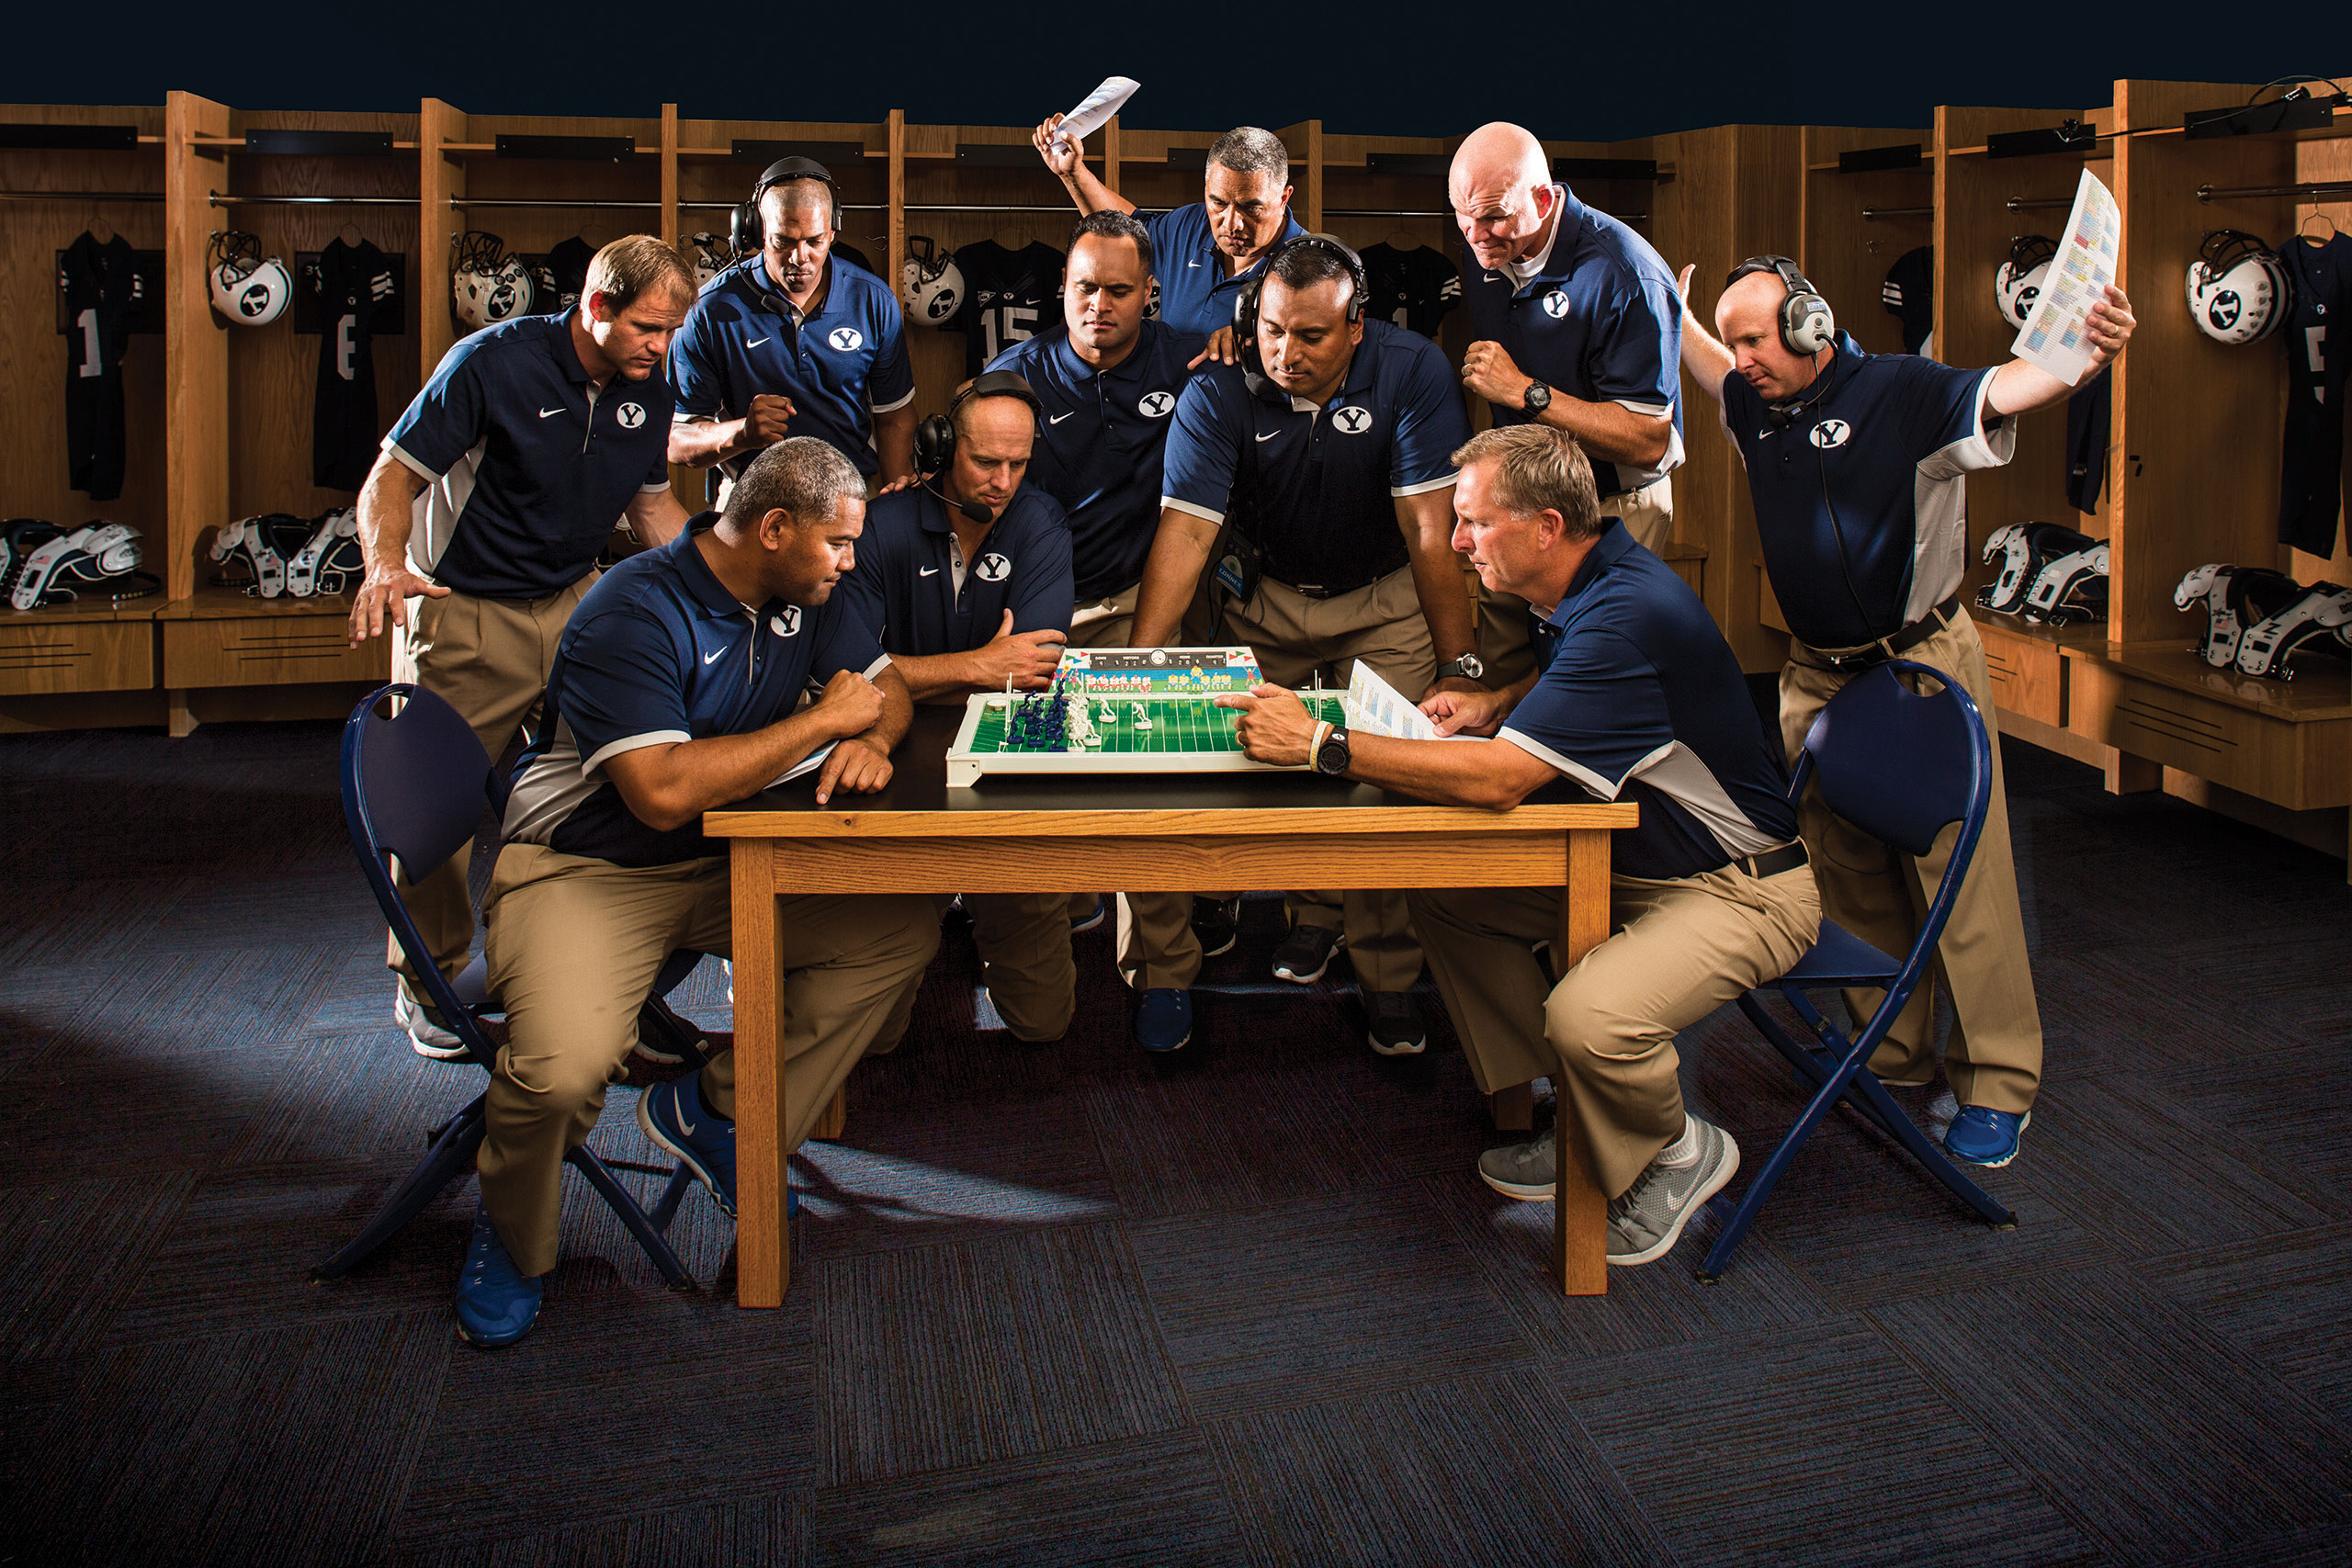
left=1343, top=731, right=1559, bottom=811
left=1131, top=509, right=1219, bottom=646
left=603, top=711, right=848, bottom=831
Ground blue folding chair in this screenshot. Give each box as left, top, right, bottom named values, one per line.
left=1698, top=660, right=2018, bottom=1283
left=311, top=683, right=708, bottom=1290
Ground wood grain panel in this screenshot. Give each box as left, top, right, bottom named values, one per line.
left=162, top=609, right=389, bottom=687
left=729, top=838, right=789, bottom=1308
left=711, top=801, right=1631, bottom=839
left=2069, top=653, right=2352, bottom=810
left=0, top=615, right=154, bottom=694
left=0, top=104, right=168, bottom=558
left=1799, top=126, right=1932, bottom=360
left=417, top=99, right=466, bottom=378
left=1553, top=826, right=1614, bottom=1297
left=165, top=90, right=232, bottom=602
left=1974, top=618, right=2067, bottom=728
left=762, top=831, right=1570, bottom=894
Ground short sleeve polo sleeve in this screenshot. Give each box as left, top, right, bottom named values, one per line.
left=1389, top=338, right=1471, bottom=496
left=384, top=339, right=490, bottom=479
left=556, top=607, right=693, bottom=777
left=1497, top=628, right=1677, bottom=800
left=1159, top=374, right=1241, bottom=525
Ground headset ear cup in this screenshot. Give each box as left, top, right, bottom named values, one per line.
left=913, top=414, right=955, bottom=476
left=730, top=201, right=756, bottom=260
left=1785, top=291, right=1835, bottom=355
left=1234, top=279, right=1261, bottom=372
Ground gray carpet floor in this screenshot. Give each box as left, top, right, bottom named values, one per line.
left=0, top=716, right=2346, bottom=1566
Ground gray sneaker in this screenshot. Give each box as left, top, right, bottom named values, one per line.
left=1477, top=1127, right=1557, bottom=1201
left=1607, top=1118, right=1740, bottom=1266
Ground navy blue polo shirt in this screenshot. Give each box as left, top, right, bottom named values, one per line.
left=1460, top=185, right=1684, bottom=498
left=668, top=254, right=915, bottom=477
left=1504, top=520, right=1798, bottom=881
left=383, top=314, right=673, bottom=601
left=1143, top=203, right=1307, bottom=337
left=834, top=484, right=1074, bottom=659
left=1160, top=319, right=1468, bottom=592
left=1722, top=334, right=2012, bottom=649
left=501, top=519, right=889, bottom=868
left=989, top=320, right=1204, bottom=598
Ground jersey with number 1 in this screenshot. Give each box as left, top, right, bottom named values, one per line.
left=2278, top=231, right=2352, bottom=558
left=61, top=231, right=141, bottom=502
left=947, top=241, right=1065, bottom=377
left=313, top=238, right=397, bottom=491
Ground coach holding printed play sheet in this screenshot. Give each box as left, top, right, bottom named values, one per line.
left=1033, top=116, right=1304, bottom=354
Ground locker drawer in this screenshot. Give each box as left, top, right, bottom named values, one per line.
left=0, top=617, right=154, bottom=695
left=2070, top=660, right=2352, bottom=811
left=163, top=614, right=390, bottom=688
left=1976, top=623, right=2066, bottom=729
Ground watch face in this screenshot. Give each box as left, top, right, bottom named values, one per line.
left=1455, top=654, right=1485, bottom=680
left=1316, top=733, right=1350, bottom=775
left=1523, top=381, right=1551, bottom=413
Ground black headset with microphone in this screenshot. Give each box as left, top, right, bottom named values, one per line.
left=914, top=370, right=1044, bottom=524
left=1726, top=254, right=1837, bottom=361
left=1233, top=233, right=1368, bottom=376
left=731, top=156, right=842, bottom=261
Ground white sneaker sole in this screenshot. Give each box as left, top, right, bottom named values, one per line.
left=1610, top=1137, right=1742, bottom=1267
left=1479, top=1168, right=1555, bottom=1201
left=1272, top=931, right=1344, bottom=984
left=395, top=992, right=467, bottom=1059
left=1944, top=1110, right=2030, bottom=1168
left=635, top=1089, right=734, bottom=1220
left=1368, top=1032, right=1427, bottom=1057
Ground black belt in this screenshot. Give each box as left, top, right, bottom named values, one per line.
left=1803, top=594, right=1960, bottom=670
left=1271, top=574, right=1381, bottom=601
left=1734, top=841, right=1810, bottom=879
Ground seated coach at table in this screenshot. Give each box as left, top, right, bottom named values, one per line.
left=458, top=437, right=939, bottom=1348
left=1219, top=424, right=1819, bottom=1268
left=834, top=370, right=1080, bottom=1043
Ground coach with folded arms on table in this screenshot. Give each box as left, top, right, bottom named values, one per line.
left=347, top=236, right=695, bottom=1059
left=1676, top=253, right=2135, bottom=1169
left=668, top=158, right=917, bottom=491
left=834, top=371, right=1080, bottom=1044
left=1221, top=423, right=1820, bottom=1269
left=1125, top=236, right=1475, bottom=1056
left=452, top=437, right=939, bottom=1348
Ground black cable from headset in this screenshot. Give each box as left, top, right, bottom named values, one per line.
left=1771, top=351, right=1876, bottom=639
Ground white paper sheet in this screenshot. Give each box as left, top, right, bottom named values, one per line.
left=1341, top=661, right=1478, bottom=743
left=1051, top=77, right=1141, bottom=154
left=768, top=741, right=835, bottom=788
left=2008, top=167, right=2120, bottom=384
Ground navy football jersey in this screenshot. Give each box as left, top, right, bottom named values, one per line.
left=2278, top=231, right=2351, bottom=558
left=1881, top=245, right=1934, bottom=356
left=947, top=241, right=1066, bottom=377
left=1360, top=242, right=1464, bottom=339
left=311, top=238, right=398, bottom=491
left=60, top=231, right=141, bottom=502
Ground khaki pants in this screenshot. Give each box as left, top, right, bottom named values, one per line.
left=1410, top=863, right=1819, bottom=1198
left=933, top=893, right=1075, bottom=1042
left=1118, top=567, right=1435, bottom=994
left=1476, top=478, right=1674, bottom=689
left=1780, top=607, right=2043, bottom=1114
left=477, top=842, right=938, bottom=1275
left=386, top=575, right=597, bottom=993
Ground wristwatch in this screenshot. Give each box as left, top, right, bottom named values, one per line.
left=1522, top=380, right=1553, bottom=415
left=1436, top=653, right=1485, bottom=682
left=1312, top=724, right=1351, bottom=777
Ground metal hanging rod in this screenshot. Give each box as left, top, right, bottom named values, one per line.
left=1323, top=206, right=1649, bottom=221
left=2005, top=196, right=2074, bottom=211
left=1862, top=205, right=1934, bottom=220
left=211, top=192, right=416, bottom=206
left=2198, top=180, right=2352, bottom=202
left=1, top=188, right=162, bottom=202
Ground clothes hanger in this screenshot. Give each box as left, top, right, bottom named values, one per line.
left=339, top=220, right=365, bottom=247
left=1385, top=227, right=1422, bottom=252
left=86, top=209, right=115, bottom=244
left=992, top=224, right=1028, bottom=249
left=2300, top=210, right=2340, bottom=242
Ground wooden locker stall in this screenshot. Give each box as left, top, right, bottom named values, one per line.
left=1653, top=123, right=1802, bottom=672
left=1932, top=101, right=2115, bottom=739
left=1799, top=126, right=1932, bottom=358
left=0, top=103, right=167, bottom=732
left=2085, top=78, right=2352, bottom=865
left=668, top=110, right=889, bottom=505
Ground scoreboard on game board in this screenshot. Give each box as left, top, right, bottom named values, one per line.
left=1053, top=646, right=1263, bottom=696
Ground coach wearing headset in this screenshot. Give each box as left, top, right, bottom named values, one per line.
left=1123, top=235, right=1474, bottom=1055
left=834, top=372, right=1080, bottom=1043
left=1677, top=254, right=2136, bottom=1171
left=669, top=157, right=917, bottom=488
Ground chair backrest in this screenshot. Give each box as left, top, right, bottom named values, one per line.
left=1792, top=660, right=1995, bottom=1022
left=341, top=684, right=496, bottom=1043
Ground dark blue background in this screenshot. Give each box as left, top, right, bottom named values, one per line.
left=6, top=2, right=2349, bottom=141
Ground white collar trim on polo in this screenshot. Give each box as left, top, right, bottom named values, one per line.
left=1504, top=186, right=1567, bottom=288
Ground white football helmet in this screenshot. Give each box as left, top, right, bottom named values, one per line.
left=207, top=231, right=293, bottom=326
left=899, top=235, right=965, bottom=324
left=451, top=231, right=535, bottom=331
left=1994, top=235, right=2056, bottom=328
left=2186, top=231, right=2290, bottom=345
left=686, top=231, right=731, bottom=290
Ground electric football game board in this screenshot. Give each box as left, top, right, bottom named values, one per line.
left=946, top=647, right=1348, bottom=787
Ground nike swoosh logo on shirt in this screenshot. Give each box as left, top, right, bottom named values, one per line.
left=746, top=337, right=771, bottom=349
left=1048, top=412, right=1075, bottom=424
left=919, top=567, right=940, bottom=577
left=1187, top=261, right=1202, bottom=268
left=538, top=407, right=563, bottom=418
left=1255, top=430, right=1280, bottom=443
left=703, top=649, right=725, bottom=664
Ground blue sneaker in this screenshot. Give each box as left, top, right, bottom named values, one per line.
left=1943, top=1105, right=2030, bottom=1168
left=1069, top=897, right=1106, bottom=934
left=638, top=1073, right=739, bottom=1219
left=1135, top=987, right=1193, bottom=1053
left=455, top=1201, right=542, bottom=1348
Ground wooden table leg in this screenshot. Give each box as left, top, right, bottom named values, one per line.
left=729, top=840, right=789, bottom=1307
left=1490, top=1083, right=1535, bottom=1132
left=1553, top=828, right=1612, bottom=1296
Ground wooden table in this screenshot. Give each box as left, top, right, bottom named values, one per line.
left=705, top=705, right=1636, bottom=1308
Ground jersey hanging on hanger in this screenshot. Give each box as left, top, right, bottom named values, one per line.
left=61, top=231, right=141, bottom=502
left=2065, top=367, right=2109, bottom=513
left=532, top=236, right=594, bottom=318
left=1359, top=243, right=1463, bottom=339
left=831, top=240, right=876, bottom=277
left=2278, top=231, right=2352, bottom=558
left=311, top=238, right=397, bottom=491
left=1881, top=246, right=1934, bottom=355
left=951, top=240, right=1065, bottom=376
